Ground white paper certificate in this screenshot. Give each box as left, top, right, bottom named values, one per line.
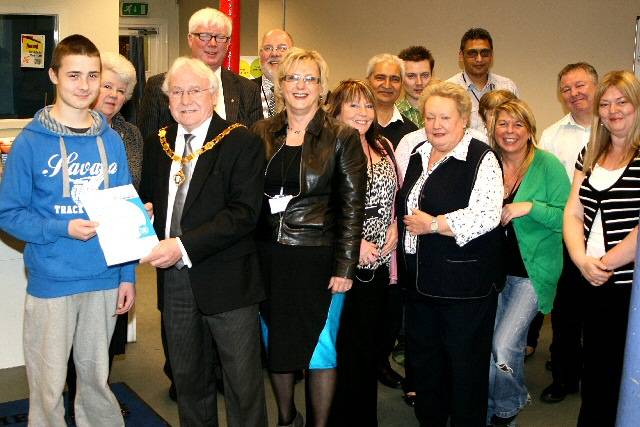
left=80, top=184, right=158, bottom=266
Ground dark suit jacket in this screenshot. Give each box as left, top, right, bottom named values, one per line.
left=139, top=113, right=266, bottom=315
left=137, top=69, right=262, bottom=141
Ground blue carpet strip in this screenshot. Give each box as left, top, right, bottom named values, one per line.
left=0, top=382, right=171, bottom=426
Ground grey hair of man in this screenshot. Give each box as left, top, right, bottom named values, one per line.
left=100, top=52, right=137, bottom=101
left=161, top=57, right=219, bottom=95
left=365, top=53, right=405, bottom=79
left=188, top=7, right=232, bottom=36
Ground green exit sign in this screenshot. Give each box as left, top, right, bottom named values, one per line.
left=121, top=2, right=148, bottom=16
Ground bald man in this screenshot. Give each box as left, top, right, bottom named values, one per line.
left=256, top=29, right=294, bottom=118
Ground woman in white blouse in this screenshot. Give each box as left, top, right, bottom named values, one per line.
left=396, top=81, right=504, bottom=427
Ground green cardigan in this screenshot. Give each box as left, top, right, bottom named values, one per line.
left=512, top=148, right=570, bottom=314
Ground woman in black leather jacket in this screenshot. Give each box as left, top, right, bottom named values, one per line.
left=251, top=48, right=366, bottom=427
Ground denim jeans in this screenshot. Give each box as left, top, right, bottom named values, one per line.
left=487, top=275, right=538, bottom=423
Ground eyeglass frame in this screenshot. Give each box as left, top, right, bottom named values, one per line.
left=167, top=87, right=214, bottom=98
left=281, top=74, right=321, bottom=85
left=190, top=32, right=231, bottom=44
left=261, top=44, right=289, bottom=54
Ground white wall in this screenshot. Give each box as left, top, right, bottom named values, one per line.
left=2, top=0, right=119, bottom=53
left=260, top=0, right=640, bottom=133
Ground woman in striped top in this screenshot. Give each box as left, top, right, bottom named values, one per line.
left=564, top=70, right=640, bottom=427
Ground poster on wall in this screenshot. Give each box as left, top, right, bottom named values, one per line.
left=240, top=55, right=262, bottom=80
left=20, top=34, right=45, bottom=68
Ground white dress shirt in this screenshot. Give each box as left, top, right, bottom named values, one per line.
left=214, top=68, right=226, bottom=120
left=379, top=105, right=405, bottom=128
left=404, top=131, right=503, bottom=251
left=446, top=71, right=519, bottom=136
left=165, top=116, right=213, bottom=268
left=396, top=128, right=488, bottom=183
left=539, top=113, right=591, bottom=182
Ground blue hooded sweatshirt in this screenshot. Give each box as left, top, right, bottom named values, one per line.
left=0, top=107, right=136, bottom=298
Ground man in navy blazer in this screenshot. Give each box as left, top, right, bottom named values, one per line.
left=139, top=57, right=266, bottom=426
left=137, top=7, right=261, bottom=140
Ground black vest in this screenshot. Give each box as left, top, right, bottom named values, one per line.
left=397, top=138, right=504, bottom=299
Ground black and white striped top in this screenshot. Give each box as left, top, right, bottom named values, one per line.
left=576, top=148, right=640, bottom=285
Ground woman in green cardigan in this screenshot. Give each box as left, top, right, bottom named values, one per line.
left=486, top=99, right=570, bottom=426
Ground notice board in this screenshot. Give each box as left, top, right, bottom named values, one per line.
left=0, top=14, right=58, bottom=119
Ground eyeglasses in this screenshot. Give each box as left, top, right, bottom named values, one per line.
left=261, top=45, right=289, bottom=54
left=190, top=33, right=231, bottom=43
left=463, top=49, right=492, bottom=59
left=168, top=87, right=212, bottom=98
left=282, top=74, right=320, bottom=85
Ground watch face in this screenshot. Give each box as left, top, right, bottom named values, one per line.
left=430, top=219, right=438, bottom=233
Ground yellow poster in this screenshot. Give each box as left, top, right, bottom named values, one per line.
left=21, top=34, right=45, bottom=68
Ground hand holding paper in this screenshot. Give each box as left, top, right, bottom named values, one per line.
left=80, top=184, right=158, bottom=265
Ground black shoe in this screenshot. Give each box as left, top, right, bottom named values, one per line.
left=169, top=383, right=177, bottom=401
left=540, top=382, right=578, bottom=403
left=403, top=392, right=416, bottom=407
left=490, top=414, right=517, bottom=426
left=377, top=366, right=404, bottom=389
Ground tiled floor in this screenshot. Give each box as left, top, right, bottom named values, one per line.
left=0, top=264, right=581, bottom=426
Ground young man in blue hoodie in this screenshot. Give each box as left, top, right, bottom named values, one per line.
left=0, top=35, right=135, bottom=426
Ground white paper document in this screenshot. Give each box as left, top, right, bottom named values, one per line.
left=80, top=184, right=158, bottom=266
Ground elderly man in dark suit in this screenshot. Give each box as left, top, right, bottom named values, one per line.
left=140, top=56, right=267, bottom=427
left=137, top=7, right=261, bottom=140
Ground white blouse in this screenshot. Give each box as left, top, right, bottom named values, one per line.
left=404, top=132, right=503, bottom=253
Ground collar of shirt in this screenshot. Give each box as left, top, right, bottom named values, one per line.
left=176, top=116, right=213, bottom=157
left=379, top=105, right=404, bottom=128
left=561, top=113, right=590, bottom=131
left=415, top=129, right=474, bottom=165
left=213, top=67, right=226, bottom=120
left=462, top=71, right=495, bottom=92
left=262, top=76, right=274, bottom=91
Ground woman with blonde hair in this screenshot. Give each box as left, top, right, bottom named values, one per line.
left=564, top=70, right=640, bottom=427
left=252, top=49, right=366, bottom=427
left=486, top=99, right=570, bottom=426
left=397, top=80, right=504, bottom=426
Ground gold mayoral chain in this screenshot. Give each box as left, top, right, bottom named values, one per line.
left=157, top=123, right=245, bottom=186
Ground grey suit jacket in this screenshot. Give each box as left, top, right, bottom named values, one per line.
left=137, top=68, right=262, bottom=141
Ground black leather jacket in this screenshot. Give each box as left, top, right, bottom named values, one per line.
left=251, top=108, right=367, bottom=279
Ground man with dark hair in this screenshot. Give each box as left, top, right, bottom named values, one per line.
left=137, top=7, right=261, bottom=140
left=538, top=62, right=598, bottom=404
left=256, top=28, right=294, bottom=119
left=397, top=46, right=434, bottom=127
left=0, top=34, right=135, bottom=426
left=447, top=27, right=518, bottom=135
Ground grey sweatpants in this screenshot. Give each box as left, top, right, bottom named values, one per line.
left=23, top=288, right=123, bottom=427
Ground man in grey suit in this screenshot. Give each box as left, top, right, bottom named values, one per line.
left=137, top=7, right=262, bottom=140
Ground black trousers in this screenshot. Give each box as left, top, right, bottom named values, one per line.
left=163, top=268, right=267, bottom=427
left=330, top=265, right=389, bottom=427
left=405, top=257, right=498, bottom=427
left=577, top=278, right=631, bottom=427
left=549, top=246, right=585, bottom=388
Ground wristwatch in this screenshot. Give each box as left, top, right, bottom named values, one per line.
left=430, top=216, right=439, bottom=234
